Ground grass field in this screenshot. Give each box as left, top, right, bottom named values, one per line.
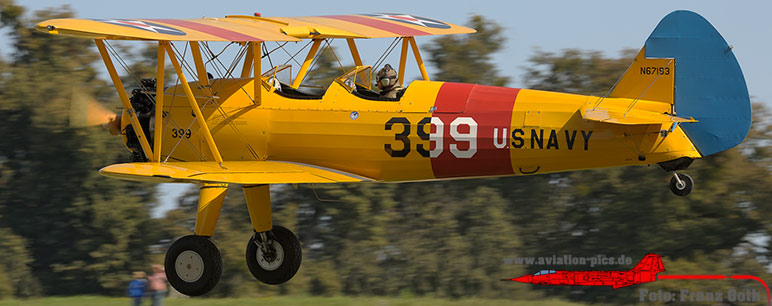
left=0, top=296, right=587, bottom=306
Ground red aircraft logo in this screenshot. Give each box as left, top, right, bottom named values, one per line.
left=504, top=254, right=664, bottom=289
left=503, top=253, right=771, bottom=305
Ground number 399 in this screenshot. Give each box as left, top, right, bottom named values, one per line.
left=384, top=117, right=477, bottom=159
left=171, top=128, right=191, bottom=139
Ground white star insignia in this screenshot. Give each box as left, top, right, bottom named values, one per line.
left=104, top=20, right=165, bottom=33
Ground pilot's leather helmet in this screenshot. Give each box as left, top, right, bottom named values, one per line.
left=376, top=64, right=398, bottom=89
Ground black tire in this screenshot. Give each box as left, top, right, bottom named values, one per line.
left=164, top=235, right=222, bottom=296
left=246, top=225, right=302, bottom=285
left=669, top=173, right=693, bottom=196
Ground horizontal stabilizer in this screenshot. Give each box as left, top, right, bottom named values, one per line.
left=582, top=106, right=696, bottom=125
left=99, top=161, right=374, bottom=184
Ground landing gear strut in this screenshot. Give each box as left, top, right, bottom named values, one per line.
left=163, top=184, right=303, bottom=296
left=669, top=172, right=693, bottom=196
left=659, top=158, right=695, bottom=197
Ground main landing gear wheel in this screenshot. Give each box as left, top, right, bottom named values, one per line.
left=669, top=173, right=693, bottom=196
left=246, top=225, right=302, bottom=285
left=164, top=235, right=222, bottom=296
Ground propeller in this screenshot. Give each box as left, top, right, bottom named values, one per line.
left=69, top=89, right=121, bottom=135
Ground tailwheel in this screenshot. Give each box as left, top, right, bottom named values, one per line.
left=165, top=235, right=222, bottom=296
left=246, top=225, right=302, bottom=285
left=669, top=173, right=693, bottom=196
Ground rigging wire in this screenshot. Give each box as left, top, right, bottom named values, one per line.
left=262, top=42, right=273, bottom=68
left=264, top=41, right=289, bottom=60
left=202, top=41, right=226, bottom=80
left=623, top=59, right=674, bottom=116
left=280, top=40, right=314, bottom=67
left=372, top=37, right=401, bottom=73
left=202, top=42, right=255, bottom=105
left=324, top=39, right=347, bottom=74
left=169, top=42, right=260, bottom=160
left=198, top=43, right=264, bottom=159
left=163, top=42, right=208, bottom=162
left=204, top=42, right=235, bottom=67
left=302, top=39, right=329, bottom=86
left=103, top=41, right=204, bottom=161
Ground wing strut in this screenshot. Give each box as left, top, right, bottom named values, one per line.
left=398, top=38, right=409, bottom=84
left=154, top=41, right=166, bottom=162
left=189, top=42, right=210, bottom=88
left=252, top=41, right=262, bottom=106
left=240, top=42, right=254, bottom=78
left=396, top=37, right=430, bottom=83
left=291, top=38, right=322, bottom=89
left=408, top=37, right=429, bottom=81
left=95, top=39, right=155, bottom=161
left=346, top=38, right=363, bottom=66
left=164, top=43, right=225, bottom=166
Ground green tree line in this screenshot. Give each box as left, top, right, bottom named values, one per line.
left=0, top=1, right=160, bottom=297
left=0, top=2, right=769, bottom=305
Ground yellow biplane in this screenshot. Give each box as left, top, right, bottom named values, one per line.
left=36, top=10, right=750, bottom=295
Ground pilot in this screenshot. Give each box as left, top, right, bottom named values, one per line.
left=375, top=64, right=403, bottom=99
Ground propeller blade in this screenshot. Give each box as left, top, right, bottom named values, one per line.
left=69, top=89, right=117, bottom=128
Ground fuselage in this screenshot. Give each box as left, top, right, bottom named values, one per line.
left=139, top=78, right=699, bottom=181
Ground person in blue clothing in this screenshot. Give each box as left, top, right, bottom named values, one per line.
left=127, top=271, right=148, bottom=306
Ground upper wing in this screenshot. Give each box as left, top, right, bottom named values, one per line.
left=99, top=161, right=374, bottom=185
left=35, top=13, right=475, bottom=41
left=272, top=14, right=475, bottom=38
left=581, top=106, right=696, bottom=125
left=35, top=18, right=300, bottom=42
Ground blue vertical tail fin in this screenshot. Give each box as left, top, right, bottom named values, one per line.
left=645, top=10, right=751, bottom=156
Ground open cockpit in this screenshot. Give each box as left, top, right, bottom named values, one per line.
left=235, top=35, right=429, bottom=103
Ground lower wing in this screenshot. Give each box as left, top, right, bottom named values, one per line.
left=99, top=161, right=374, bottom=185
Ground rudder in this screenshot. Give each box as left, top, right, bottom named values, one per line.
left=645, top=10, right=751, bottom=156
